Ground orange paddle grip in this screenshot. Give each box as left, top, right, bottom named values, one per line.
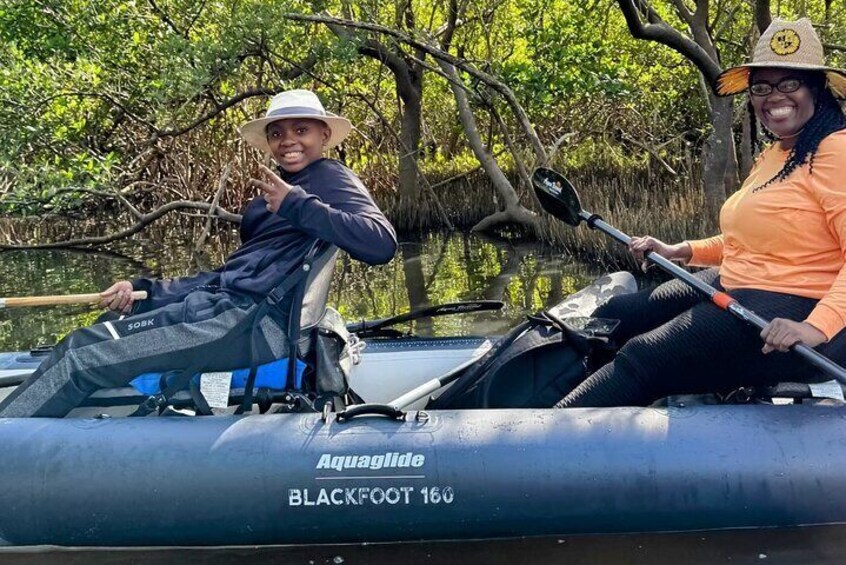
left=712, top=291, right=734, bottom=310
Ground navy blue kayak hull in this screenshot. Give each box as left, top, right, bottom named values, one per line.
left=0, top=405, right=844, bottom=547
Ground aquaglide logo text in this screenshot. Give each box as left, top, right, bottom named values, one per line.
left=316, top=452, right=425, bottom=472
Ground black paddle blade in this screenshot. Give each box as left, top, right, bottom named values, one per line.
left=531, top=167, right=583, bottom=227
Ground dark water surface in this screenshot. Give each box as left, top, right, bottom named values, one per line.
left=2, top=526, right=844, bottom=564
left=0, top=224, right=604, bottom=352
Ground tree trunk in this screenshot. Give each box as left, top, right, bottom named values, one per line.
left=320, top=18, right=444, bottom=232
left=437, top=60, right=537, bottom=234
left=396, top=70, right=424, bottom=228
left=294, top=11, right=540, bottom=232
left=615, top=0, right=747, bottom=217
left=702, top=95, right=735, bottom=215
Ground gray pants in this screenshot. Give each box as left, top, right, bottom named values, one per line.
left=0, top=291, right=288, bottom=418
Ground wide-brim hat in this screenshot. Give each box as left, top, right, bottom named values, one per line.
left=238, top=89, right=352, bottom=155
left=715, top=18, right=846, bottom=98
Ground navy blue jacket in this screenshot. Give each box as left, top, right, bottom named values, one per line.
left=133, top=158, right=396, bottom=312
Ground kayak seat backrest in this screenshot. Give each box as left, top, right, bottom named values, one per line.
left=293, top=240, right=340, bottom=358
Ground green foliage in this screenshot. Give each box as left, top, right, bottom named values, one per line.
left=500, top=1, right=633, bottom=116
left=3, top=0, right=845, bottom=220
left=0, top=0, right=322, bottom=213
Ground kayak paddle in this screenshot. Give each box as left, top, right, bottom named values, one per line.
left=531, top=166, right=846, bottom=386
left=347, top=300, right=504, bottom=334
left=0, top=291, right=147, bottom=309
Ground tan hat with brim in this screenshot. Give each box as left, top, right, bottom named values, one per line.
left=239, top=89, right=352, bottom=155
left=715, top=18, right=846, bottom=98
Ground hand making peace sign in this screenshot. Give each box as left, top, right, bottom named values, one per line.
left=250, top=164, right=294, bottom=214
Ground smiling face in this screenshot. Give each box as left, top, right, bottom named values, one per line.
left=749, top=68, right=817, bottom=145
left=265, top=118, right=331, bottom=173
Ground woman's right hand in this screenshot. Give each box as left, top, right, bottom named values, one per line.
left=99, top=280, right=136, bottom=313
left=628, top=236, right=692, bottom=272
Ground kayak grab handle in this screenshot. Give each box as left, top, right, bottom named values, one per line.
left=334, top=403, right=405, bottom=423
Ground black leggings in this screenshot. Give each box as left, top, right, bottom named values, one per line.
left=557, top=269, right=846, bottom=407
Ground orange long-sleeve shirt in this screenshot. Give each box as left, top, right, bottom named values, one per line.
left=686, top=130, right=846, bottom=340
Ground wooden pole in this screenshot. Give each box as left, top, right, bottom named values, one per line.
left=0, top=291, right=147, bottom=309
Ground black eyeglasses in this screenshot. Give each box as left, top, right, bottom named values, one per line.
left=749, top=77, right=805, bottom=97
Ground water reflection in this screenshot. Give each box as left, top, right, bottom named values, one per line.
left=0, top=232, right=603, bottom=351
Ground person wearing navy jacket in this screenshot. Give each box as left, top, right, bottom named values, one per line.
left=0, top=90, right=397, bottom=418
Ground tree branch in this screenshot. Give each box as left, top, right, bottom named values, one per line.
left=356, top=40, right=418, bottom=102
left=34, top=91, right=157, bottom=131
left=620, top=131, right=678, bottom=175
left=713, top=1, right=744, bottom=39
left=147, top=0, right=184, bottom=36
left=153, top=87, right=278, bottom=140
left=617, top=0, right=722, bottom=82
left=0, top=201, right=241, bottom=250
left=669, top=0, right=694, bottom=26
left=195, top=163, right=231, bottom=251
left=437, top=59, right=537, bottom=233
left=185, top=0, right=209, bottom=36
left=284, top=12, right=546, bottom=161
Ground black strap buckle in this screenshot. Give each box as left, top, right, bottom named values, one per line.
left=144, top=393, right=166, bottom=409
left=267, top=288, right=286, bottom=305
left=131, top=393, right=168, bottom=417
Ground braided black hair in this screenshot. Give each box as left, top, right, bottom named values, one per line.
left=748, top=70, right=846, bottom=192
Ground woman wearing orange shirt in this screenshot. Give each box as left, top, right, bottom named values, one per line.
left=557, top=18, right=846, bottom=407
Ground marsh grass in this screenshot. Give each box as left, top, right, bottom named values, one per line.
left=374, top=163, right=718, bottom=270
left=545, top=168, right=717, bottom=269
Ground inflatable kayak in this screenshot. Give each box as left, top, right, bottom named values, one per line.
left=1, top=272, right=845, bottom=549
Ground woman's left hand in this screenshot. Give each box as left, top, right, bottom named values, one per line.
left=760, top=318, right=827, bottom=354
left=250, top=164, right=294, bottom=214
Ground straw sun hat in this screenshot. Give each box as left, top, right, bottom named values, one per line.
left=238, top=90, right=352, bottom=155
left=715, top=18, right=846, bottom=98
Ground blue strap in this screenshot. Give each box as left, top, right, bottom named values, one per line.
left=129, top=358, right=307, bottom=396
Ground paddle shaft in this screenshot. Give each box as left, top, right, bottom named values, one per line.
left=388, top=335, right=518, bottom=410
left=347, top=300, right=504, bottom=333
left=579, top=210, right=846, bottom=385
left=0, top=291, right=147, bottom=309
